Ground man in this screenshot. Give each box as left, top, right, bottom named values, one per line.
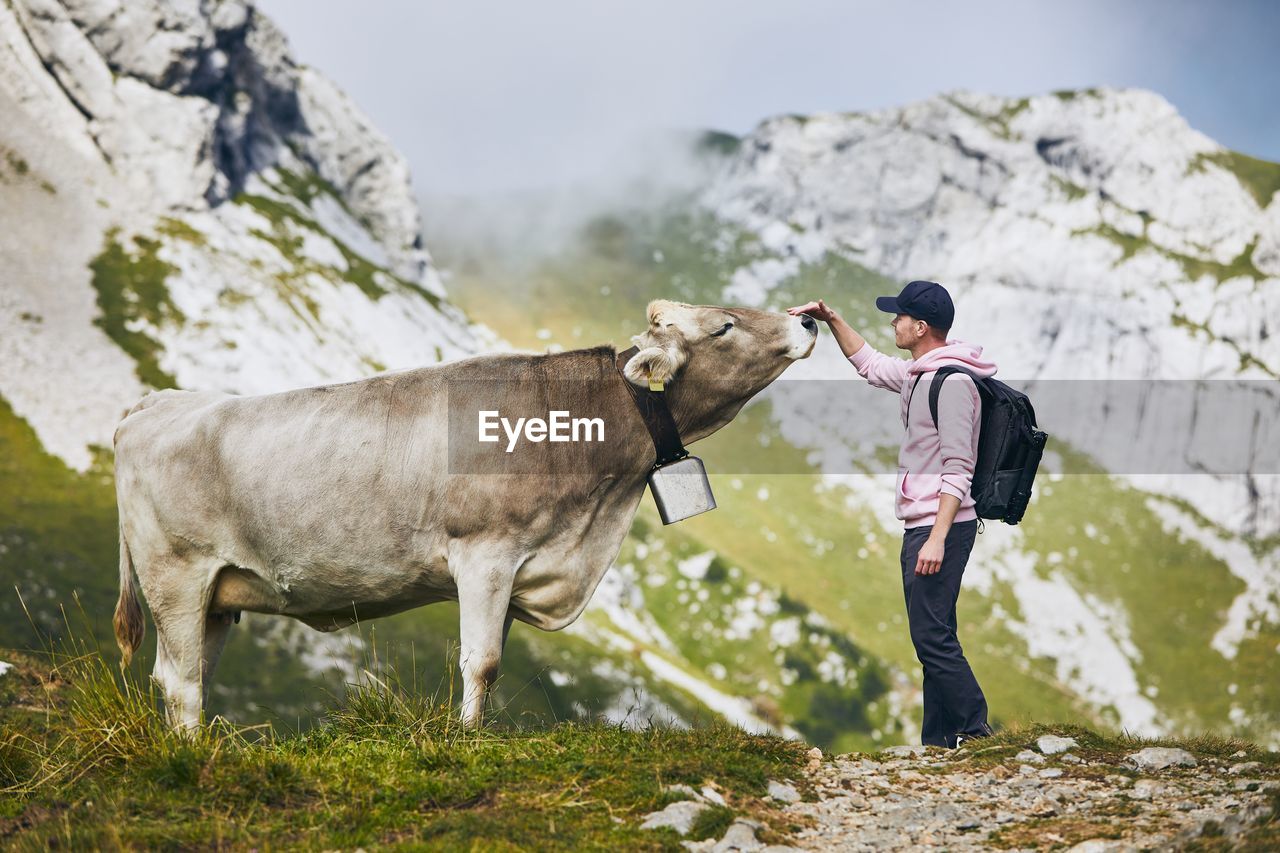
left=789, top=280, right=997, bottom=748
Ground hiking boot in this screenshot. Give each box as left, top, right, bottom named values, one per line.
left=954, top=723, right=995, bottom=749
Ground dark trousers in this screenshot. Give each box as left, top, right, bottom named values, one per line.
left=900, top=518, right=991, bottom=747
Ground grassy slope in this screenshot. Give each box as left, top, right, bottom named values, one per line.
left=440, top=202, right=1278, bottom=744
left=3, top=653, right=1278, bottom=850
left=0, top=652, right=810, bottom=850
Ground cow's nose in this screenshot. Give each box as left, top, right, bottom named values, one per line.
left=800, top=314, right=817, bottom=333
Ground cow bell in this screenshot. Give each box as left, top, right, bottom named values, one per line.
left=648, top=455, right=717, bottom=524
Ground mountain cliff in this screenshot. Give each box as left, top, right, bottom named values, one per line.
left=0, top=0, right=486, bottom=471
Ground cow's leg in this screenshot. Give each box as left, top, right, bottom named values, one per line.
left=141, top=555, right=221, bottom=731
left=201, top=611, right=235, bottom=698
left=453, top=547, right=520, bottom=728
left=501, top=610, right=515, bottom=652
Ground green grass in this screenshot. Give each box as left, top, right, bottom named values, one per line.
left=696, top=131, right=741, bottom=158
left=234, top=171, right=442, bottom=309
left=1050, top=174, right=1089, bottom=202
left=941, top=94, right=1030, bottom=141
left=0, top=394, right=121, bottom=652
left=88, top=229, right=183, bottom=389
left=613, top=499, right=901, bottom=754
left=1074, top=223, right=1266, bottom=283
left=937, top=720, right=1280, bottom=771
left=1189, top=150, right=1280, bottom=209
left=0, top=649, right=809, bottom=850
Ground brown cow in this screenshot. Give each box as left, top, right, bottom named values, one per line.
left=113, top=299, right=818, bottom=728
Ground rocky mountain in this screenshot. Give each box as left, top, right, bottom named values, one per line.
left=0, top=0, right=486, bottom=469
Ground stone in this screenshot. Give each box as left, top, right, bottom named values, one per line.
left=641, top=801, right=710, bottom=834
left=664, top=783, right=701, bottom=800
left=700, top=786, right=728, bottom=807
left=1038, top=768, right=1065, bottom=779
left=1228, top=761, right=1261, bottom=775
left=1061, top=753, right=1083, bottom=764
left=1015, top=749, right=1046, bottom=765
left=711, top=819, right=764, bottom=852
left=883, top=744, right=928, bottom=758
left=1129, top=779, right=1163, bottom=800
left=1028, top=796, right=1059, bottom=816
left=766, top=780, right=801, bottom=804
left=1037, top=735, right=1079, bottom=755
left=1126, top=747, right=1197, bottom=770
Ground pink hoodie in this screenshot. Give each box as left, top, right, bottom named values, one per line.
left=849, top=339, right=999, bottom=529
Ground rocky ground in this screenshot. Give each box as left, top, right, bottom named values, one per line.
left=639, top=729, right=1280, bottom=851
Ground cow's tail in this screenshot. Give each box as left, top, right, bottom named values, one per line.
left=113, top=522, right=145, bottom=666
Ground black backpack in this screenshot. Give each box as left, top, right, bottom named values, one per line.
left=908, top=366, right=1049, bottom=527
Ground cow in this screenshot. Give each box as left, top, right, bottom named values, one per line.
left=112, top=299, right=819, bottom=729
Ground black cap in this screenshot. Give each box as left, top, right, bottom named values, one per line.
left=875, top=280, right=954, bottom=330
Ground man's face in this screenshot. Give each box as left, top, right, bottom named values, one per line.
left=890, top=313, right=925, bottom=349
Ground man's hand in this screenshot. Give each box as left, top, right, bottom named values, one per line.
left=915, top=535, right=945, bottom=576
left=788, top=299, right=837, bottom=323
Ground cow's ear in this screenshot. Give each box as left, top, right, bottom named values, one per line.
left=646, top=299, right=679, bottom=327
left=623, top=345, right=684, bottom=389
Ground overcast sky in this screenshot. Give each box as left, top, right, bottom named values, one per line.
left=258, top=0, right=1279, bottom=196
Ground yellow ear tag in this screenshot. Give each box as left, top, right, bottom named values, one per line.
left=649, top=378, right=665, bottom=392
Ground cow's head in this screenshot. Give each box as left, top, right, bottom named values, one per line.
left=623, top=300, right=818, bottom=442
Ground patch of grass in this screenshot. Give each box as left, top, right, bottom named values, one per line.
left=1189, top=150, right=1280, bottom=208
left=88, top=229, right=183, bottom=389
left=236, top=186, right=442, bottom=309
left=988, top=815, right=1131, bottom=849
left=939, top=721, right=1280, bottom=770
left=697, top=130, right=741, bottom=158
left=0, top=651, right=808, bottom=849
left=0, top=395, right=121, bottom=654
left=155, top=216, right=206, bottom=246
left=688, top=804, right=736, bottom=840
left=943, top=94, right=1029, bottom=140
left=1074, top=223, right=1266, bottom=283
left=1052, top=87, right=1101, bottom=101
left=1050, top=174, right=1089, bottom=201
left=4, top=149, right=30, bottom=176
left=1171, top=311, right=1278, bottom=378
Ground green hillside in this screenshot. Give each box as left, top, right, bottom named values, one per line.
left=438, top=199, right=1280, bottom=746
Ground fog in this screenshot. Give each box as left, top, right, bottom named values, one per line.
left=259, top=0, right=1279, bottom=198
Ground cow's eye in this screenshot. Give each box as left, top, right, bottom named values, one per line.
left=710, top=322, right=733, bottom=337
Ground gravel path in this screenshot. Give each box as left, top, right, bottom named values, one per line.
left=778, top=745, right=1278, bottom=851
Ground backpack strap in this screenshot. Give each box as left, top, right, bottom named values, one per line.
left=927, top=365, right=980, bottom=430
left=908, top=366, right=977, bottom=430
